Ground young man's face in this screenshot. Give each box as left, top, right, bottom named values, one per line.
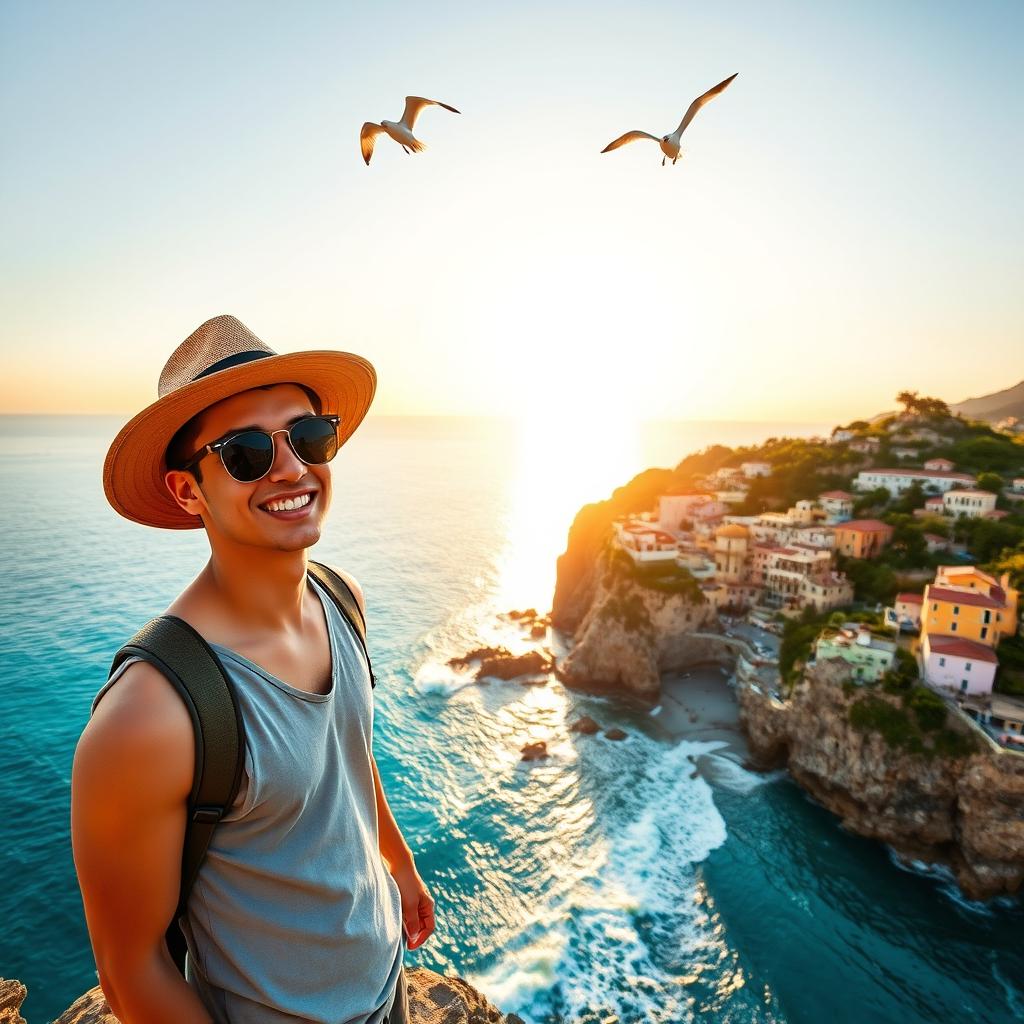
left=165, top=382, right=334, bottom=553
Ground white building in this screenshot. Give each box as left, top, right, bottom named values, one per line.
left=924, top=457, right=955, bottom=471
left=922, top=634, right=998, bottom=696
left=853, top=468, right=975, bottom=496
left=818, top=490, right=854, bottom=523
left=741, top=460, right=772, bottom=478
left=943, top=489, right=998, bottom=519
left=617, top=523, right=679, bottom=564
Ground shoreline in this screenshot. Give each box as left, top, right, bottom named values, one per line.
left=650, top=665, right=750, bottom=763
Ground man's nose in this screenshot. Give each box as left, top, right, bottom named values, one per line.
left=267, top=430, right=308, bottom=480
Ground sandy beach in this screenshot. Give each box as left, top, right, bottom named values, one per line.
left=651, top=665, right=750, bottom=763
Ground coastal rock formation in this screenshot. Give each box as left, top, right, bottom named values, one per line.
left=738, top=659, right=1024, bottom=900
left=556, top=547, right=724, bottom=702
left=1, top=966, right=519, bottom=1024
left=477, top=649, right=553, bottom=681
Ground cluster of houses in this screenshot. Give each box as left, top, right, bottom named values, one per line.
left=614, top=476, right=869, bottom=615
left=610, top=430, right=1024, bottom=747
left=852, top=459, right=1011, bottom=521
left=816, top=564, right=1023, bottom=747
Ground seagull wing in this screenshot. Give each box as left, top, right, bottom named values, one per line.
left=675, top=72, right=738, bottom=137
left=601, top=130, right=660, bottom=153
left=360, top=122, right=385, bottom=165
left=401, top=96, right=461, bottom=131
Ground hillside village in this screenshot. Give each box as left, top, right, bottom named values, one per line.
left=610, top=393, right=1024, bottom=751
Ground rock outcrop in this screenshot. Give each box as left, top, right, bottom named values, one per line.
left=556, top=547, right=724, bottom=702
left=1, top=967, right=519, bottom=1024
left=738, top=659, right=1024, bottom=900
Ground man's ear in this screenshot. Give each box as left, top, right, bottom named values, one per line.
left=164, top=469, right=206, bottom=518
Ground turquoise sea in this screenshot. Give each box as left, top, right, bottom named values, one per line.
left=1, top=414, right=1021, bottom=1024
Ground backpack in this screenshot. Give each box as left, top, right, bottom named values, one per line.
left=105, top=560, right=377, bottom=976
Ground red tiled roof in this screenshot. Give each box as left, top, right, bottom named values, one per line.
left=896, top=592, right=923, bottom=604
left=925, top=634, right=998, bottom=664
left=819, top=490, right=853, bottom=499
left=925, top=586, right=1004, bottom=609
left=837, top=519, right=893, bottom=533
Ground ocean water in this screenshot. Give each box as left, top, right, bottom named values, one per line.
left=1, top=414, right=1021, bottom=1024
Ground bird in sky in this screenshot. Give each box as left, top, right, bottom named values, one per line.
left=601, top=73, right=738, bottom=166
left=360, top=96, right=461, bottom=165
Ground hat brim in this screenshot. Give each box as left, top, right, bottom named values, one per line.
left=103, top=350, right=376, bottom=530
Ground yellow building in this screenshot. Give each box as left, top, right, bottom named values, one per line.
left=921, top=566, right=1019, bottom=647
left=834, top=519, right=894, bottom=559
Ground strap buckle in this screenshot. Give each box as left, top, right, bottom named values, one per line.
left=192, top=805, right=224, bottom=825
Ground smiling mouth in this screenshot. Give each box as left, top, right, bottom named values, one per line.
left=258, top=492, right=317, bottom=517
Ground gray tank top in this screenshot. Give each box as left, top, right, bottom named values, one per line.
left=92, top=574, right=406, bottom=1024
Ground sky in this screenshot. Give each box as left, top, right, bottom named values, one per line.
left=1, top=0, right=1022, bottom=424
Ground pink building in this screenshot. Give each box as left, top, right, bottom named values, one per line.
left=921, top=634, right=998, bottom=696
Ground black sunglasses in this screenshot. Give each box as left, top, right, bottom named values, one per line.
left=179, top=414, right=342, bottom=483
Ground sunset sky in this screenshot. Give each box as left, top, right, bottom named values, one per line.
left=1, top=1, right=1021, bottom=423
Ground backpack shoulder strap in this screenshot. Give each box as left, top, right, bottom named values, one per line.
left=107, top=614, right=246, bottom=975
left=307, top=560, right=377, bottom=689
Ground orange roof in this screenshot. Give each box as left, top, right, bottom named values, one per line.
left=896, top=592, right=923, bottom=604
left=926, top=634, right=998, bottom=664
left=836, top=519, right=893, bottom=533
left=819, top=490, right=853, bottom=499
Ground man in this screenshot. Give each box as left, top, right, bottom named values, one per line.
left=71, top=314, right=434, bottom=1024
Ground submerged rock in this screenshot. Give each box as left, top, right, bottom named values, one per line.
left=604, top=727, right=628, bottom=741
left=569, top=715, right=601, bottom=735
left=448, top=645, right=512, bottom=669
left=520, top=740, right=549, bottom=761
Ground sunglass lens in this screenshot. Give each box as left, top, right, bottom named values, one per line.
left=291, top=417, right=339, bottom=465
left=221, top=431, right=275, bottom=482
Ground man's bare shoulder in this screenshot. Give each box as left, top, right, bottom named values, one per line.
left=79, top=660, right=194, bottom=802
left=322, top=563, right=366, bottom=621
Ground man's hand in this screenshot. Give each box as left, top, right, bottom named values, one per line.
left=391, top=860, right=436, bottom=950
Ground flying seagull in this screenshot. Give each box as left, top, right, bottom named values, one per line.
left=601, top=73, right=738, bottom=166
left=360, top=96, right=461, bottom=165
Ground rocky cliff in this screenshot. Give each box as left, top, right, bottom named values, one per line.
left=556, top=545, right=724, bottom=703
left=738, top=659, right=1024, bottom=900
left=0, top=967, right=518, bottom=1024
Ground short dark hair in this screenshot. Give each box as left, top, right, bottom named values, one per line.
left=165, top=382, right=322, bottom=484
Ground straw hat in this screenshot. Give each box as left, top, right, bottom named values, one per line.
left=103, top=314, right=376, bottom=530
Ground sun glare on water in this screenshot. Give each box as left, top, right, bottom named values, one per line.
left=490, top=404, right=650, bottom=614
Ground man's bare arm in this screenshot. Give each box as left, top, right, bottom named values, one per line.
left=370, top=753, right=415, bottom=873
left=71, top=661, right=214, bottom=1023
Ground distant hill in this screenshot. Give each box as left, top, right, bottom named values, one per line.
left=951, top=379, right=1024, bottom=422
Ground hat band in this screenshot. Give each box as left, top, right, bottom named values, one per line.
left=191, top=349, right=274, bottom=382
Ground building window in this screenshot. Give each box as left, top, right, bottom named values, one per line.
left=953, top=606, right=959, bottom=615
left=981, top=627, right=988, bottom=640
left=961, top=680, right=968, bottom=692
left=939, top=657, right=946, bottom=667
left=951, top=622, right=957, bottom=632
left=966, top=662, right=972, bottom=671
left=983, top=610, right=991, bottom=624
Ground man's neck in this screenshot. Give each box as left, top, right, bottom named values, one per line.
left=200, top=548, right=311, bottom=635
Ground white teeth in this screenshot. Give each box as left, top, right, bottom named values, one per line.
left=263, top=493, right=312, bottom=513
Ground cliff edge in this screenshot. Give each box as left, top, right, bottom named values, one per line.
left=0, top=968, right=519, bottom=1024
left=738, top=659, right=1024, bottom=900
